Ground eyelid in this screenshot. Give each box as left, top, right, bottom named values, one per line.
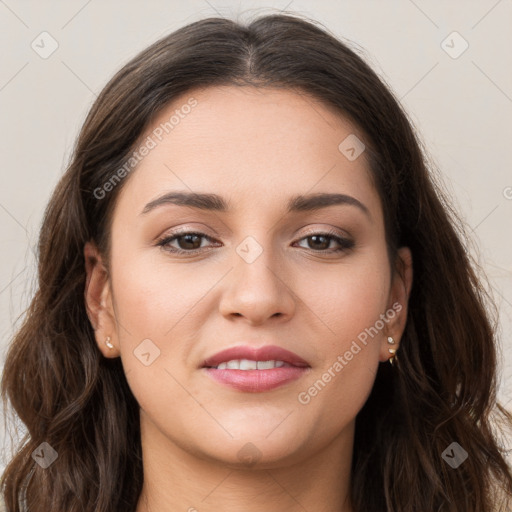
left=156, top=226, right=354, bottom=255
left=299, top=225, right=350, bottom=239
left=157, top=224, right=350, bottom=240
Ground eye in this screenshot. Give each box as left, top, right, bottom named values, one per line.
left=156, top=231, right=218, bottom=254
left=294, top=229, right=355, bottom=253
left=156, top=228, right=354, bottom=256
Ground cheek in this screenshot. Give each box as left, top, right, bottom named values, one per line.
left=108, top=249, right=204, bottom=393
left=110, top=254, right=202, bottom=426
left=111, top=248, right=212, bottom=336
left=297, top=255, right=390, bottom=348
left=293, top=254, right=389, bottom=408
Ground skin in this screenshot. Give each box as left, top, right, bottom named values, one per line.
left=84, top=85, right=413, bottom=512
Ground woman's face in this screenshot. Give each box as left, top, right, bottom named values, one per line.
left=85, top=85, right=412, bottom=468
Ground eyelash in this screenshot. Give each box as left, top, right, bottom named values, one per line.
left=156, top=229, right=355, bottom=256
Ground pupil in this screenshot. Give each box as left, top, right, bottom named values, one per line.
left=182, top=234, right=200, bottom=249
left=310, top=235, right=328, bottom=250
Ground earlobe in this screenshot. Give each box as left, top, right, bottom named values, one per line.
left=380, top=247, right=413, bottom=363
left=84, top=241, right=118, bottom=357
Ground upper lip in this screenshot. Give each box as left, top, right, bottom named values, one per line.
left=201, top=345, right=310, bottom=368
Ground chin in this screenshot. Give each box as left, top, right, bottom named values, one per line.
left=195, top=428, right=310, bottom=469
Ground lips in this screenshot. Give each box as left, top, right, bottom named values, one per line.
left=201, top=345, right=310, bottom=369
left=201, top=344, right=311, bottom=392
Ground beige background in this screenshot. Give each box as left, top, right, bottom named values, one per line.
left=0, top=0, right=511, bottom=472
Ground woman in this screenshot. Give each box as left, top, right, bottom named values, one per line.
left=1, top=11, right=511, bottom=512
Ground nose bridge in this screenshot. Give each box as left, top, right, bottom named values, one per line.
left=233, top=231, right=283, bottom=294
left=218, top=230, right=295, bottom=323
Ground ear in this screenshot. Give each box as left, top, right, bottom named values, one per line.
left=84, top=241, right=119, bottom=358
left=379, top=246, right=413, bottom=362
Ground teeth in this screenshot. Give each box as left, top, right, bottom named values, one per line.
left=214, top=359, right=287, bottom=370
left=256, top=360, right=276, bottom=370
left=239, top=359, right=257, bottom=370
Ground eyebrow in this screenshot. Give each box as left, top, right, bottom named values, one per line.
left=140, top=191, right=371, bottom=220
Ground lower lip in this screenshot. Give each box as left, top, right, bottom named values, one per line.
left=202, top=367, right=309, bottom=392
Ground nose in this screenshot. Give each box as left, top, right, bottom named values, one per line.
left=218, top=240, right=296, bottom=326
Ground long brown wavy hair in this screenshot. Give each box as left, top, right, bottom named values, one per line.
left=1, top=11, right=511, bottom=512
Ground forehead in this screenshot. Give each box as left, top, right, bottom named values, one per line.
left=115, top=85, right=380, bottom=218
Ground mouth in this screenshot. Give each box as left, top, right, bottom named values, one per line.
left=201, top=345, right=311, bottom=392
left=206, top=359, right=297, bottom=370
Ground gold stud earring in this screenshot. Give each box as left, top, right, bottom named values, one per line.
left=105, top=336, right=114, bottom=349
